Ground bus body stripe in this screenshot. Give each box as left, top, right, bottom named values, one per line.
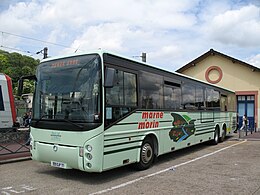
left=5, top=74, right=16, bottom=124
left=104, top=146, right=140, bottom=155
left=104, top=140, right=141, bottom=147
left=195, top=130, right=215, bottom=136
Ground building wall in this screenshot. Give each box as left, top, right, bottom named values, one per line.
left=180, top=55, right=260, bottom=129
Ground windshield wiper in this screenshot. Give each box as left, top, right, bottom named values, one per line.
left=34, top=115, right=84, bottom=129
left=58, top=119, right=84, bottom=129
left=34, top=114, right=53, bottom=124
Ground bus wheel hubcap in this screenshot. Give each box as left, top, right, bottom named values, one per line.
left=141, top=143, right=153, bottom=164
left=215, top=131, right=219, bottom=142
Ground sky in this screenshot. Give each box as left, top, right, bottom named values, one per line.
left=0, top=0, right=260, bottom=71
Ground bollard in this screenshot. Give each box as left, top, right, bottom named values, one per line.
left=239, top=129, right=241, bottom=139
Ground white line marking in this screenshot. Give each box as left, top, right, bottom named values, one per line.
left=89, top=140, right=247, bottom=195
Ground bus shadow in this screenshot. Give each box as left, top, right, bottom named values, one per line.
left=37, top=163, right=135, bottom=185
left=37, top=138, right=233, bottom=185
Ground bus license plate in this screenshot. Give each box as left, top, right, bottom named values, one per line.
left=51, top=161, right=67, bottom=168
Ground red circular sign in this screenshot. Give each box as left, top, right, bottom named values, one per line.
left=205, top=66, right=223, bottom=84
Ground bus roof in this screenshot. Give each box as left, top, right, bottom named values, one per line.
left=40, top=50, right=235, bottom=94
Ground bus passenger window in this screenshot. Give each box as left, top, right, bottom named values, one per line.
left=164, top=84, right=181, bottom=109
left=106, top=69, right=124, bottom=105
left=220, top=95, right=228, bottom=111
left=105, top=68, right=137, bottom=125
left=182, top=83, right=195, bottom=109
left=140, top=71, right=163, bottom=109
left=206, top=88, right=220, bottom=110
left=195, top=86, right=205, bottom=109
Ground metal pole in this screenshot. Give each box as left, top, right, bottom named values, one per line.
left=141, top=52, right=146, bottom=62
left=43, top=47, right=48, bottom=59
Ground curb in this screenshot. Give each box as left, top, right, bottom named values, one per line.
left=0, top=156, right=31, bottom=165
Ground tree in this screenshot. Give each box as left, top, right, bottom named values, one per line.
left=0, top=49, right=39, bottom=95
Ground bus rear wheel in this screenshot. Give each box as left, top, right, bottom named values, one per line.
left=219, top=127, right=226, bottom=142
left=211, top=127, right=219, bottom=145
left=135, top=137, right=154, bottom=170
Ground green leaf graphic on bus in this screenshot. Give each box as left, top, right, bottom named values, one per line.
left=169, top=113, right=196, bottom=142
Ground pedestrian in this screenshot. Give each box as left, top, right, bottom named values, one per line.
left=23, top=112, right=28, bottom=126
left=240, top=114, right=248, bottom=131
left=24, top=111, right=31, bottom=127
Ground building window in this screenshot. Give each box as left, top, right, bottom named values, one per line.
left=238, top=96, right=245, bottom=101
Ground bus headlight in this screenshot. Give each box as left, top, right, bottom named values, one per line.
left=86, top=163, right=92, bottom=168
left=86, top=153, right=92, bottom=160
left=86, top=145, right=92, bottom=152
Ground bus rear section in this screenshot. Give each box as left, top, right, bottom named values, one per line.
left=0, top=73, right=17, bottom=130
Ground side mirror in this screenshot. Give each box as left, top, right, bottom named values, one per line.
left=18, top=79, right=24, bottom=96
left=17, top=75, right=37, bottom=96
left=104, top=68, right=115, bottom=88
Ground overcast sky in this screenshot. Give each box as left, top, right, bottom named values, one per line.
left=0, top=0, right=259, bottom=71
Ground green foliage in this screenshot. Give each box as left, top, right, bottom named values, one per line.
left=0, top=49, right=39, bottom=95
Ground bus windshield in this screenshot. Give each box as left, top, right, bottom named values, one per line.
left=33, top=54, right=101, bottom=126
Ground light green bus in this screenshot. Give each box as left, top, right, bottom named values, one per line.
left=22, top=51, right=237, bottom=172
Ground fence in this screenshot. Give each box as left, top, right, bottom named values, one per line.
left=0, top=128, right=30, bottom=162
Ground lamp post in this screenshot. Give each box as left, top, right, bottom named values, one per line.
left=141, top=52, right=146, bottom=62
left=36, top=47, right=48, bottom=59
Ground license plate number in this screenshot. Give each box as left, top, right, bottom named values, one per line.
left=51, top=161, right=67, bottom=168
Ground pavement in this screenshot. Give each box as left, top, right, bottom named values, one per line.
left=237, top=130, right=260, bottom=140
left=1, top=131, right=259, bottom=195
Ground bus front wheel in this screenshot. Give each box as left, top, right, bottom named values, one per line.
left=135, top=137, right=154, bottom=170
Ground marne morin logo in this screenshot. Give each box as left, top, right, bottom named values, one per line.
left=138, top=112, right=164, bottom=129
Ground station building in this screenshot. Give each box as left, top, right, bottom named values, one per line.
left=177, top=49, right=260, bottom=131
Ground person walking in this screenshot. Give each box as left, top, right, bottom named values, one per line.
left=239, top=114, right=248, bottom=138
left=240, top=114, right=248, bottom=131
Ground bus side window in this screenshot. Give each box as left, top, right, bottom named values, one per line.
left=139, top=71, right=163, bottom=109
left=220, top=95, right=228, bottom=111
left=105, top=68, right=137, bottom=126
left=182, top=83, right=196, bottom=109
left=164, top=81, right=181, bottom=110
left=195, top=86, right=205, bottom=110
left=206, top=88, right=220, bottom=110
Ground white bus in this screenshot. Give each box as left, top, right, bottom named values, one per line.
left=20, top=51, right=236, bottom=172
left=0, top=73, right=17, bottom=130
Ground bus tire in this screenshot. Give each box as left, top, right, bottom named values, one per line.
left=211, top=126, right=219, bottom=145
left=219, top=126, right=226, bottom=143
left=135, top=137, right=154, bottom=170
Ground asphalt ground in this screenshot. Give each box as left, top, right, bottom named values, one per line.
left=0, top=133, right=259, bottom=195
